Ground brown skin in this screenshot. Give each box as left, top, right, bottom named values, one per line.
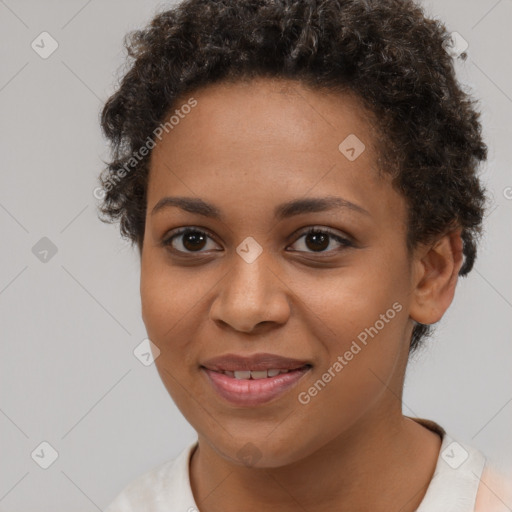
left=140, top=77, right=463, bottom=512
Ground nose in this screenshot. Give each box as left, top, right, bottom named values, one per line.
left=209, top=252, right=291, bottom=334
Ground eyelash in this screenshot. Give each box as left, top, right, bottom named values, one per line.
left=161, top=226, right=354, bottom=256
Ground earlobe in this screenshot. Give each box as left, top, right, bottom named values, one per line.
left=409, top=229, right=464, bottom=326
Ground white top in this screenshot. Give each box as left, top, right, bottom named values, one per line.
left=105, top=418, right=511, bottom=512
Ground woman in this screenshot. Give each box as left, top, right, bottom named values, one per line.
left=97, top=0, right=511, bottom=510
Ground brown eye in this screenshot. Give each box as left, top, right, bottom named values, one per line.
left=162, top=228, right=220, bottom=254
left=304, top=231, right=329, bottom=251
left=288, top=227, right=354, bottom=253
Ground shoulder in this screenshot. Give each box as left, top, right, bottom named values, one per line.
left=475, top=464, right=512, bottom=512
left=104, top=459, right=179, bottom=512
left=104, top=442, right=198, bottom=512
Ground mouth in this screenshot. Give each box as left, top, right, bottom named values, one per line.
left=204, top=365, right=312, bottom=380
left=201, top=364, right=312, bottom=407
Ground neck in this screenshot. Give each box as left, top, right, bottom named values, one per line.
left=189, top=407, right=442, bottom=512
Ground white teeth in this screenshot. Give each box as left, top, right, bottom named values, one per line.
left=230, top=369, right=291, bottom=379
left=234, top=371, right=251, bottom=380
left=250, top=370, right=268, bottom=379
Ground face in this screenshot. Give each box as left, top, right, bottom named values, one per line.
left=140, top=77, right=416, bottom=468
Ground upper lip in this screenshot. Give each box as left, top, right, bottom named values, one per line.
left=201, top=353, right=311, bottom=372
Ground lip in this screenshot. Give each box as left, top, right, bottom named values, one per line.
left=201, top=352, right=311, bottom=372
left=202, top=365, right=312, bottom=406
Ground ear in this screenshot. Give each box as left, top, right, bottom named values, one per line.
left=409, top=229, right=464, bottom=325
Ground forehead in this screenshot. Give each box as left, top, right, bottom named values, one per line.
left=147, top=77, right=404, bottom=223
left=162, top=77, right=379, bottom=159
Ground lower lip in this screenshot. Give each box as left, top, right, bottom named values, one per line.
left=202, top=366, right=311, bottom=407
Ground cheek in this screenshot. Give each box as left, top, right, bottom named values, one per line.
left=289, top=252, right=409, bottom=340
left=139, top=266, right=198, bottom=405
left=289, top=255, right=409, bottom=398
left=140, top=255, right=199, bottom=340
left=140, top=271, right=173, bottom=340
left=140, top=254, right=218, bottom=378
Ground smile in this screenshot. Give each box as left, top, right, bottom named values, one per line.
left=212, top=368, right=297, bottom=379
left=202, top=365, right=312, bottom=406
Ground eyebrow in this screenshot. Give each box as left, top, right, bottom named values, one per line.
left=151, top=195, right=370, bottom=220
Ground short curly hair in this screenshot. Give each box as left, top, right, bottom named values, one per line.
left=98, top=0, right=488, bottom=353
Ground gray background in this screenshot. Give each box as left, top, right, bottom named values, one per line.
left=0, top=0, right=511, bottom=510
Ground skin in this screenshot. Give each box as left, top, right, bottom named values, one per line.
left=140, top=77, right=464, bottom=512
